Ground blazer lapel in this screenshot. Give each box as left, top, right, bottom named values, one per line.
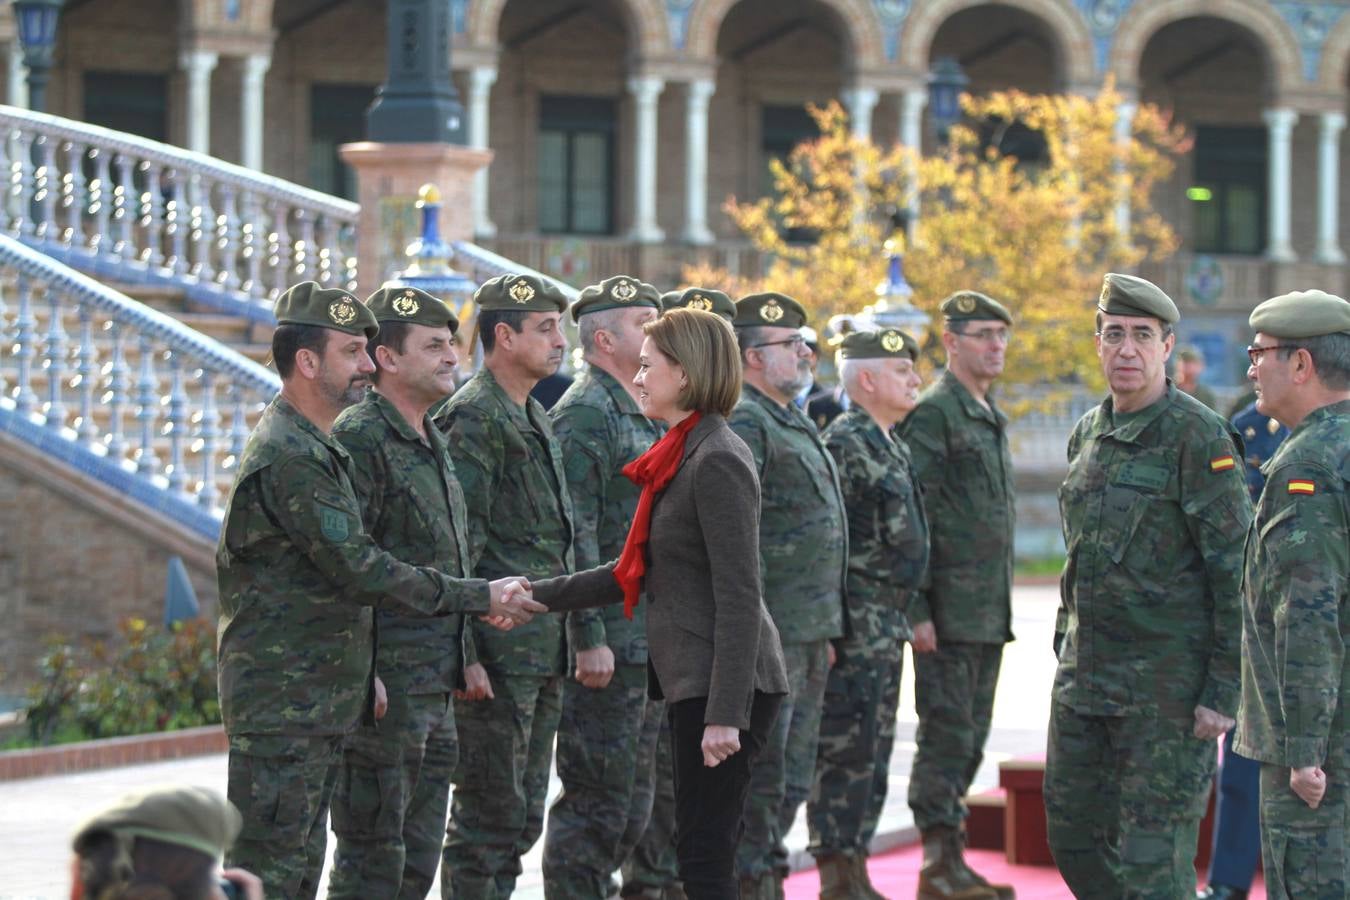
left=679, top=413, right=724, bottom=465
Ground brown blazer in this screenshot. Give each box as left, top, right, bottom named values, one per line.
left=533, top=413, right=789, bottom=730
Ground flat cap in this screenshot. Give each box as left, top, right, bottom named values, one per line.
left=734, top=292, right=808, bottom=329
left=366, top=285, right=459, bottom=333
left=474, top=273, right=568, bottom=314
left=72, top=786, right=241, bottom=859
left=940, top=290, right=1013, bottom=325
left=838, top=327, right=919, bottom=361
left=275, top=281, right=378, bottom=339
left=572, top=275, right=661, bottom=322
left=1098, top=273, right=1179, bottom=325
left=1250, top=289, right=1350, bottom=338
left=662, top=287, right=735, bottom=322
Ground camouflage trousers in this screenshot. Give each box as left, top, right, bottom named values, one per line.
left=442, top=673, right=562, bottom=899
left=1259, top=759, right=1348, bottom=900
left=908, top=640, right=1003, bottom=830
left=807, top=635, right=904, bottom=855
left=1044, top=702, right=1215, bottom=899
left=225, top=732, right=343, bottom=900
left=542, top=664, right=664, bottom=899
left=621, top=712, right=682, bottom=897
left=328, top=691, right=456, bottom=900
left=737, top=639, right=830, bottom=879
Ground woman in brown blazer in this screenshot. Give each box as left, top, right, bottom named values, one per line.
left=529, top=308, right=789, bottom=900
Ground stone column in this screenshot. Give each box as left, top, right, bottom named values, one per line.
left=241, top=54, right=270, bottom=171
left=683, top=78, right=715, bottom=245
left=179, top=49, right=219, bottom=155
left=627, top=75, right=666, bottom=244
left=467, top=65, right=498, bottom=239
left=7, top=41, right=28, bottom=109
left=900, top=88, right=927, bottom=238
left=1317, top=112, right=1345, bottom=264
left=1263, top=107, right=1297, bottom=262
left=1114, top=101, right=1137, bottom=241
left=843, top=86, right=879, bottom=141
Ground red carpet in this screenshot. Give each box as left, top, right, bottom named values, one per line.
left=784, top=846, right=1267, bottom=899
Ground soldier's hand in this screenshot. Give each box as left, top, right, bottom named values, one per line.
left=1192, top=705, right=1234, bottom=740
left=910, top=621, right=937, bottom=654
left=702, top=724, right=741, bottom=767
left=575, top=646, right=615, bottom=689
left=217, top=867, right=264, bottom=900
left=487, top=577, right=545, bottom=626
left=456, top=663, right=494, bottom=702
left=827, top=642, right=838, bottom=669
left=1291, top=766, right=1327, bottom=809
left=372, top=675, right=388, bottom=721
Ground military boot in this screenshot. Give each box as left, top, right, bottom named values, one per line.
left=916, top=827, right=997, bottom=900
left=740, top=874, right=777, bottom=900
left=817, top=854, right=861, bottom=900
left=850, top=854, right=888, bottom=900
left=948, top=827, right=1014, bottom=900
left=661, top=885, right=690, bottom=900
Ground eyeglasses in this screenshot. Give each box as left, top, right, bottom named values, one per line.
left=953, top=327, right=1011, bottom=344
left=1247, top=344, right=1292, bottom=365
left=1096, top=327, right=1164, bottom=347
left=750, top=336, right=806, bottom=351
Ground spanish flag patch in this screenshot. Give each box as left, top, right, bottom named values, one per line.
left=1288, top=480, right=1316, bottom=495
left=1209, top=456, right=1237, bottom=473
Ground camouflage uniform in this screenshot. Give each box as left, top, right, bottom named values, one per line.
left=326, top=390, right=475, bottom=899
left=542, top=366, right=665, bottom=898
left=1235, top=399, right=1350, bottom=900
left=437, top=367, right=575, bottom=899
left=808, top=408, right=929, bottom=856
left=897, top=370, right=1014, bottom=835
left=1047, top=384, right=1249, bottom=897
left=728, top=383, right=848, bottom=882
left=621, top=718, right=683, bottom=898
left=218, top=396, right=490, bottom=899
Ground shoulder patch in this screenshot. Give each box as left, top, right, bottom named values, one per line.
left=319, top=505, right=350, bottom=542
left=1288, top=479, right=1316, bottom=495
left=1209, top=455, right=1237, bottom=473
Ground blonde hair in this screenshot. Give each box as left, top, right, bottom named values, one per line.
left=643, top=309, right=742, bottom=417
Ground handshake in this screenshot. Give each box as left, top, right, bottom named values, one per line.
left=483, top=577, right=548, bottom=630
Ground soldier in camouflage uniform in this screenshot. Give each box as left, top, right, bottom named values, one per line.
left=807, top=329, right=929, bottom=900
left=217, top=282, right=532, bottom=899
left=897, top=291, right=1015, bottom=900
left=1235, top=290, right=1350, bottom=900
left=327, top=286, right=473, bottom=899
left=729, top=292, right=848, bottom=899
left=437, top=273, right=576, bottom=899
left=1046, top=274, right=1249, bottom=899
left=541, top=275, right=664, bottom=898
left=661, top=286, right=736, bottom=322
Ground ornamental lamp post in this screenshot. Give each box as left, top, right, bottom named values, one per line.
left=13, top=0, right=65, bottom=112
left=865, top=233, right=931, bottom=340
left=927, top=55, right=968, bottom=145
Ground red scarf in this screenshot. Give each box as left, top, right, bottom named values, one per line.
left=613, top=410, right=702, bottom=619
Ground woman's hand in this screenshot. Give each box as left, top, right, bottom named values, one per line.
left=702, top=724, right=741, bottom=767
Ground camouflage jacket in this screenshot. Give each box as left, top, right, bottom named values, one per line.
left=437, top=368, right=575, bottom=677
left=728, top=383, right=847, bottom=644
left=1055, top=384, right=1250, bottom=719
left=822, top=408, right=929, bottom=645
left=217, top=396, right=490, bottom=736
left=897, top=370, right=1015, bottom=643
left=550, top=366, right=661, bottom=665
left=1235, top=399, right=1350, bottom=768
left=333, top=390, right=484, bottom=696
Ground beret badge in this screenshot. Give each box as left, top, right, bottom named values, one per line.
left=329, top=300, right=358, bottom=326
left=393, top=290, right=420, bottom=317
left=881, top=330, right=904, bottom=353
left=611, top=279, right=638, bottom=302
left=509, top=280, right=536, bottom=304
left=760, top=299, right=785, bottom=323
left=956, top=295, right=977, bottom=314
left=689, top=293, right=713, bottom=311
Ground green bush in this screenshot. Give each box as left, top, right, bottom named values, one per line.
left=21, top=617, right=219, bottom=747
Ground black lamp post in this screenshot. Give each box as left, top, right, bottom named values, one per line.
left=367, top=0, right=465, bottom=143
left=927, top=56, right=968, bottom=145
left=13, top=0, right=64, bottom=112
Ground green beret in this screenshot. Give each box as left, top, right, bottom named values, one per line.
left=838, top=327, right=919, bottom=361
left=734, top=292, right=808, bottom=329
left=474, top=273, right=568, bottom=314
left=275, top=281, right=378, bottom=339
left=662, top=287, right=735, bottom=322
left=1097, top=273, right=1179, bottom=325
left=1250, top=290, right=1350, bottom=338
left=940, top=290, right=1013, bottom=326
left=571, top=275, right=661, bottom=322
left=72, top=786, right=241, bottom=859
left=1176, top=345, right=1205, bottom=364
left=366, top=285, right=459, bottom=333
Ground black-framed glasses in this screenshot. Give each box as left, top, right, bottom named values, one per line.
left=1247, top=344, right=1293, bottom=365
left=750, top=336, right=806, bottom=351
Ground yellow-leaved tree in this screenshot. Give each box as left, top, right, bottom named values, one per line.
left=683, top=83, right=1189, bottom=401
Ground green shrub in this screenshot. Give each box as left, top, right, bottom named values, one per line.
left=21, top=617, right=219, bottom=746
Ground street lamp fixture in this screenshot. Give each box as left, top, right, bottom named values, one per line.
left=866, top=233, right=931, bottom=340
left=13, top=0, right=65, bottom=112
left=927, top=56, right=968, bottom=144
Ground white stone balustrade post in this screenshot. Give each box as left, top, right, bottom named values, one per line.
left=627, top=75, right=666, bottom=244
left=683, top=78, right=715, bottom=245
left=1263, top=107, right=1297, bottom=262
left=468, top=65, right=497, bottom=239
left=1317, top=112, right=1345, bottom=264
left=241, top=54, right=270, bottom=171
left=179, top=50, right=219, bottom=156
